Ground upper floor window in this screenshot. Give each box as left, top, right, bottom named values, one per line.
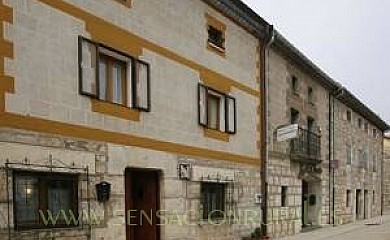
left=79, top=37, right=151, bottom=112
left=281, top=186, right=288, bottom=207
left=347, top=110, right=352, bottom=122
left=373, top=154, right=377, bottom=172
left=198, top=84, right=236, bottom=134
left=290, top=108, right=299, bottom=124
left=373, top=129, right=379, bottom=138
left=346, top=143, right=352, bottom=165
left=358, top=118, right=362, bottom=129
left=364, top=122, right=369, bottom=133
left=346, top=190, right=352, bottom=207
left=308, top=87, right=314, bottom=104
left=206, top=14, right=226, bottom=55
left=291, top=76, right=299, bottom=94
left=13, top=171, right=78, bottom=230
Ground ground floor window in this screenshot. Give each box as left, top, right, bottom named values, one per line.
left=13, top=171, right=78, bottom=229
left=201, top=182, right=226, bottom=220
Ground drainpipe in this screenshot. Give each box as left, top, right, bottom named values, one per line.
left=260, top=25, right=274, bottom=239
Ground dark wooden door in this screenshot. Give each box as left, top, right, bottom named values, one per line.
left=125, top=169, right=160, bottom=240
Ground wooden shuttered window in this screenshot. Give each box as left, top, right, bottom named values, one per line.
left=79, top=37, right=151, bottom=112
left=198, top=84, right=236, bottom=134
left=133, top=60, right=151, bottom=112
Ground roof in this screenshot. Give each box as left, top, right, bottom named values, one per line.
left=272, top=31, right=390, bottom=131
left=202, top=0, right=272, bottom=39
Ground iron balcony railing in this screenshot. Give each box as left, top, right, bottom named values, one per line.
left=290, top=127, right=321, bottom=164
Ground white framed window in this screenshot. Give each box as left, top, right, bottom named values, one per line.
left=79, top=37, right=151, bottom=112
left=198, top=84, right=236, bottom=134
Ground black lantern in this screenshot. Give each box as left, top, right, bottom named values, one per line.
left=96, top=181, right=111, bottom=203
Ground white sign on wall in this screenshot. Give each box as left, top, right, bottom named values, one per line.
left=276, top=124, right=299, bottom=142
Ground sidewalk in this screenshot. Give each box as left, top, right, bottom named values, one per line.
left=280, top=215, right=390, bottom=240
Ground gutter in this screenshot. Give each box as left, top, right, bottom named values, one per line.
left=260, top=25, right=274, bottom=239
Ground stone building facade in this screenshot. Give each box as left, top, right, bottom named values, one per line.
left=265, top=31, right=389, bottom=238
left=0, top=0, right=388, bottom=239
left=384, top=137, right=390, bottom=213
left=0, top=0, right=272, bottom=239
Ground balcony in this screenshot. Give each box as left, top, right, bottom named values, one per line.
left=290, top=127, right=321, bottom=164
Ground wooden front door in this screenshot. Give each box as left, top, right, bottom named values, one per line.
left=125, top=169, right=160, bottom=240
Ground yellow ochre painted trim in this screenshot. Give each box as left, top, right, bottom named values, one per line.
left=206, top=14, right=226, bottom=32
left=204, top=128, right=230, bottom=142
left=37, top=0, right=259, bottom=97
left=91, top=99, right=140, bottom=122
left=0, top=112, right=260, bottom=166
left=0, top=1, right=14, bottom=112
left=0, top=0, right=260, bottom=166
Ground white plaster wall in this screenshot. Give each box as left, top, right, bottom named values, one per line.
left=4, top=0, right=260, bottom=159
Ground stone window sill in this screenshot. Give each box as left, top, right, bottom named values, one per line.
left=91, top=99, right=140, bottom=122
left=204, top=128, right=230, bottom=142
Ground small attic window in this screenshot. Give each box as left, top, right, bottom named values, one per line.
left=206, top=14, right=226, bottom=56
left=208, top=26, right=225, bottom=49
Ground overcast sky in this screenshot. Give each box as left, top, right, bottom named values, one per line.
left=242, top=0, right=390, bottom=130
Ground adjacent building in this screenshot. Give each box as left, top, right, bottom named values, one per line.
left=0, top=0, right=272, bottom=239
left=384, top=136, right=390, bottom=213
left=265, top=31, right=389, bottom=238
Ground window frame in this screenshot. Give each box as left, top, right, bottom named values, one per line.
left=291, top=76, right=299, bottom=94
left=347, top=110, right=352, bottom=122
left=201, top=182, right=226, bottom=220
left=13, top=171, right=79, bottom=230
left=207, top=25, right=225, bottom=50
left=78, top=36, right=151, bottom=112
left=198, top=84, right=237, bottom=134
left=346, top=143, right=352, bottom=165
left=307, top=86, right=314, bottom=104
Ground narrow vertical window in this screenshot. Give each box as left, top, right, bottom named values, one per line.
left=133, top=60, right=151, bottom=111
left=308, top=87, right=314, bottom=103
left=347, top=110, right=352, bottom=122
left=226, top=96, right=236, bottom=134
left=79, top=38, right=97, bottom=96
left=281, top=186, right=288, bottom=207
left=291, top=108, right=299, bottom=124
left=291, top=76, right=298, bottom=94
left=346, top=190, right=351, bottom=207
